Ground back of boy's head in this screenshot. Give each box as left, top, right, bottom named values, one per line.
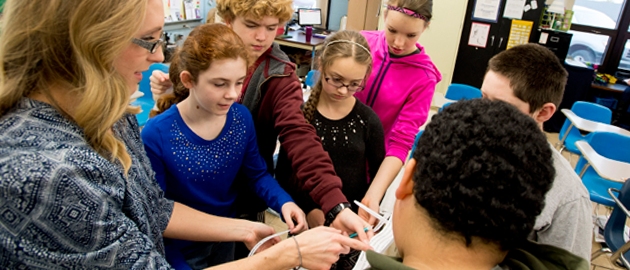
left=154, top=23, right=249, bottom=116
left=302, top=30, right=372, bottom=123
left=487, top=43, right=568, bottom=113
left=387, top=0, right=433, bottom=21
left=411, top=99, right=555, bottom=251
left=216, top=0, right=293, bottom=24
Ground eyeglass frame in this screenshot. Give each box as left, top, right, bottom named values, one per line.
left=324, top=76, right=365, bottom=92
left=132, top=38, right=165, bottom=54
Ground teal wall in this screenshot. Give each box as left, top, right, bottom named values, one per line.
left=327, top=0, right=347, bottom=31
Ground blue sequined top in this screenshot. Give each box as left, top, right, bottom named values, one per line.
left=0, top=98, right=175, bottom=269
left=141, top=103, right=291, bottom=218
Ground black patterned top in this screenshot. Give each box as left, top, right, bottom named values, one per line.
left=0, top=98, right=174, bottom=269
left=276, top=100, right=385, bottom=213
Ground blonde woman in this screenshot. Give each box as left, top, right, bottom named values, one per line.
left=0, top=0, right=368, bottom=269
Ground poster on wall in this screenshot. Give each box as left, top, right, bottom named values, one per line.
left=503, top=0, right=526, bottom=19
left=472, top=0, right=502, bottom=22
left=468, top=22, right=491, bottom=48
left=506, top=20, right=533, bottom=50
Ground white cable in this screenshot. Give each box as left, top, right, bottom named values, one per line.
left=247, top=229, right=291, bottom=257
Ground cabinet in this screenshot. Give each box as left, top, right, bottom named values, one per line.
left=536, top=28, right=572, bottom=62
left=543, top=63, right=595, bottom=132
left=346, top=0, right=381, bottom=31
left=452, top=0, right=544, bottom=88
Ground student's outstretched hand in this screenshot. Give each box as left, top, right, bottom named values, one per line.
left=281, top=202, right=308, bottom=234
left=243, top=221, right=279, bottom=253
left=149, top=70, right=173, bottom=98
left=331, top=208, right=374, bottom=244
left=294, top=227, right=371, bottom=270
left=358, top=196, right=380, bottom=226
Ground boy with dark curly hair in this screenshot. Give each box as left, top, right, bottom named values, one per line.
left=366, top=99, right=588, bottom=269
left=482, top=43, right=592, bottom=260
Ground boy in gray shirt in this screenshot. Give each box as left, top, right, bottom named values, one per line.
left=481, top=43, right=592, bottom=260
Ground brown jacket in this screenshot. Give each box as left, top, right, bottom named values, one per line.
left=234, top=43, right=346, bottom=214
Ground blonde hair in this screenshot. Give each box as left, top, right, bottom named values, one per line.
left=0, top=0, right=147, bottom=173
left=216, top=0, right=293, bottom=24
left=303, top=31, right=372, bottom=123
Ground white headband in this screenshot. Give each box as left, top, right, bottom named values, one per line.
left=324, top=40, right=371, bottom=55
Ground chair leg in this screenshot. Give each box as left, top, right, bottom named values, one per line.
left=591, top=247, right=611, bottom=261
left=559, top=145, right=566, bottom=154
left=620, top=256, right=630, bottom=269
left=610, top=241, right=630, bottom=268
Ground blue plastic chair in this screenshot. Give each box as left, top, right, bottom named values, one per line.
left=305, top=70, right=319, bottom=89
left=408, top=130, right=424, bottom=160
left=444, top=83, right=482, bottom=101
left=591, top=180, right=630, bottom=267
left=558, top=101, right=612, bottom=156
left=132, top=63, right=169, bottom=127
left=438, top=102, right=454, bottom=113
left=575, top=131, right=630, bottom=206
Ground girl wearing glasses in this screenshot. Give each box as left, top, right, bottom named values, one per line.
left=356, top=0, right=442, bottom=226
left=141, top=23, right=307, bottom=269
left=276, top=30, right=385, bottom=269
left=0, top=0, right=369, bottom=268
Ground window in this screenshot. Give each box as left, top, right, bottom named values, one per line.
left=571, top=5, right=617, bottom=29
left=622, top=40, right=630, bottom=70
left=566, top=0, right=630, bottom=76
left=567, top=31, right=610, bottom=65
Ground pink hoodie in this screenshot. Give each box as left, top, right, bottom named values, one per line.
left=356, top=30, right=441, bottom=163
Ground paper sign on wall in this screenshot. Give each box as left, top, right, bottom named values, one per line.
left=506, top=20, right=533, bottom=49
left=469, top=22, right=491, bottom=48
left=503, top=0, right=526, bottom=19
left=539, top=32, right=549, bottom=44
left=472, top=0, right=502, bottom=22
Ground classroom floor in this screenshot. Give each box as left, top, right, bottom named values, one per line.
left=283, top=90, right=625, bottom=269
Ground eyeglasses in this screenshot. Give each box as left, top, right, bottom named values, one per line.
left=324, top=76, right=364, bottom=92
left=132, top=38, right=165, bottom=54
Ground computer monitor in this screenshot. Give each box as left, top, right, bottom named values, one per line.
left=298, top=8, right=322, bottom=26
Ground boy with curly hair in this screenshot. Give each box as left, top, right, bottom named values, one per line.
left=482, top=43, right=592, bottom=260
left=149, top=0, right=372, bottom=257
left=366, top=99, right=588, bottom=269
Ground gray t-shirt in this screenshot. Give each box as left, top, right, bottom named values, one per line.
left=528, top=144, right=592, bottom=260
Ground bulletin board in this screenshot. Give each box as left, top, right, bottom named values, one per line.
left=506, top=19, right=533, bottom=50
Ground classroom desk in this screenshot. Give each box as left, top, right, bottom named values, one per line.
left=558, top=109, right=630, bottom=149
left=275, top=29, right=326, bottom=69
left=591, top=82, right=628, bottom=94
left=560, top=109, right=630, bottom=137
left=575, top=141, right=630, bottom=182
